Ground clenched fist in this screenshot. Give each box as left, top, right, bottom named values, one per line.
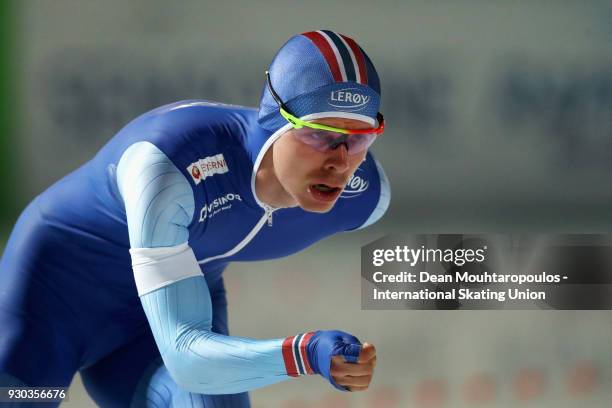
left=331, top=342, right=376, bottom=391
left=305, top=330, right=377, bottom=392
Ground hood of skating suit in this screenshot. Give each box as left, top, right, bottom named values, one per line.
left=248, top=30, right=382, bottom=181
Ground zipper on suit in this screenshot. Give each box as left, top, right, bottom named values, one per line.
left=198, top=203, right=276, bottom=265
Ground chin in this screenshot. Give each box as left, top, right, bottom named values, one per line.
left=300, top=200, right=336, bottom=214
left=289, top=184, right=342, bottom=213
left=296, top=196, right=336, bottom=213
left=302, top=204, right=334, bottom=213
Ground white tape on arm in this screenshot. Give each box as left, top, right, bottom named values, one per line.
left=130, top=242, right=203, bottom=296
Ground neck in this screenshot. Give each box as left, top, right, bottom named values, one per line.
left=255, top=147, right=297, bottom=208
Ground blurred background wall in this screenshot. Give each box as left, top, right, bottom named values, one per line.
left=2, top=0, right=612, bottom=406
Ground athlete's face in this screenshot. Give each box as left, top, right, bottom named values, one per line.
left=272, top=117, right=371, bottom=213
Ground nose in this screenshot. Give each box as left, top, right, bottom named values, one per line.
left=324, top=142, right=350, bottom=173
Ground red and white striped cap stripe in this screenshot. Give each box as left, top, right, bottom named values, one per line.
left=302, top=30, right=369, bottom=85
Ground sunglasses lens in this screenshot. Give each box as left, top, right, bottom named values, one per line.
left=346, top=133, right=376, bottom=154
left=292, top=128, right=340, bottom=152
left=292, top=128, right=376, bottom=154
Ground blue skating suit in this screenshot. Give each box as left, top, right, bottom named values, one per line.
left=0, top=100, right=389, bottom=407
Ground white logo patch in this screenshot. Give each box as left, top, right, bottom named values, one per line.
left=199, top=193, right=242, bottom=222
left=341, top=172, right=369, bottom=199
left=187, top=154, right=228, bottom=185
left=328, top=88, right=371, bottom=111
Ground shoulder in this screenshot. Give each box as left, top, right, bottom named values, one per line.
left=117, top=141, right=195, bottom=247
left=126, top=101, right=255, bottom=184
left=116, top=141, right=186, bottom=193
left=119, top=100, right=256, bottom=154
left=140, top=100, right=257, bottom=139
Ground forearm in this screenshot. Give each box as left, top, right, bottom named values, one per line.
left=141, top=276, right=302, bottom=394
left=130, top=243, right=310, bottom=394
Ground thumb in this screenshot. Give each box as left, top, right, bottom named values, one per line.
left=358, top=342, right=376, bottom=363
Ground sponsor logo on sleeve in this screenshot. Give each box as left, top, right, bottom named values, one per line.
left=328, top=88, right=371, bottom=111
left=186, top=153, right=229, bottom=185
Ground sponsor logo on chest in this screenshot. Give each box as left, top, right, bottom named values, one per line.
left=187, top=154, right=228, bottom=184
left=199, top=193, right=242, bottom=222
left=341, top=172, right=369, bottom=198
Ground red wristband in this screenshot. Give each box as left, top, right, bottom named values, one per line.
left=282, top=331, right=315, bottom=377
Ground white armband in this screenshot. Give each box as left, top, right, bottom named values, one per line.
left=129, top=243, right=203, bottom=296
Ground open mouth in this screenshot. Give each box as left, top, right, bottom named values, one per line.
left=309, top=183, right=342, bottom=202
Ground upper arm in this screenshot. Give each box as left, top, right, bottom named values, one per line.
left=117, top=141, right=195, bottom=248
